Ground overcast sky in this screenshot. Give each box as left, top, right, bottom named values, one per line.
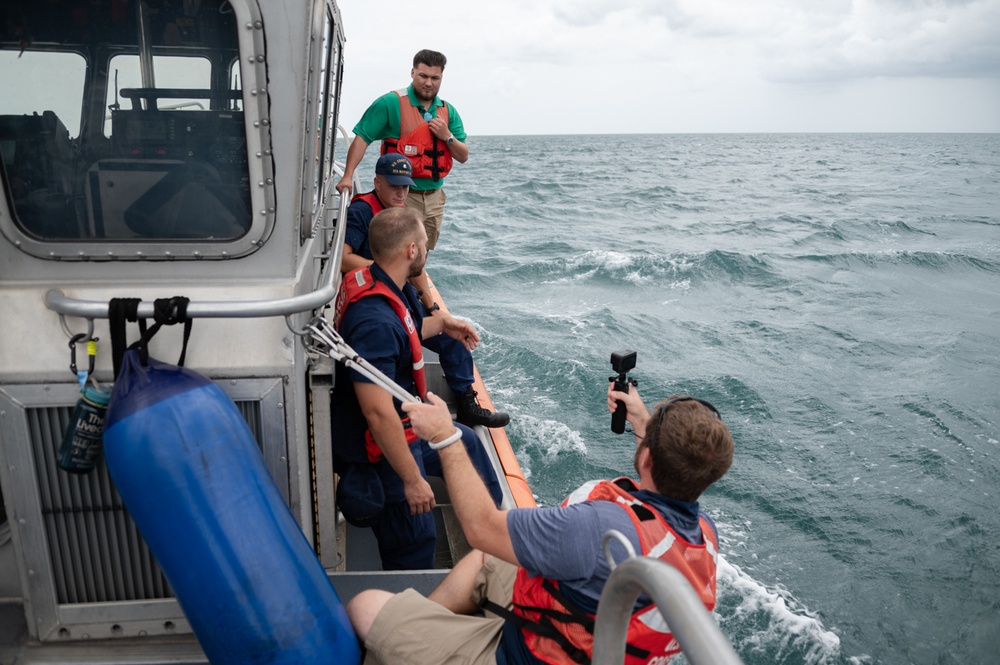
left=335, top=0, right=1000, bottom=135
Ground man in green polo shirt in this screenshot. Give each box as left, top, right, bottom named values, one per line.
left=336, top=49, right=468, bottom=262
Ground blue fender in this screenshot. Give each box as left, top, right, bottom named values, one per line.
left=103, top=350, right=360, bottom=664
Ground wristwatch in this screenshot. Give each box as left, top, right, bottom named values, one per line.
left=446, top=136, right=455, bottom=145
left=426, top=302, right=441, bottom=313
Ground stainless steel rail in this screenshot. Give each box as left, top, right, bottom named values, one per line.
left=44, top=192, right=349, bottom=323
left=592, top=556, right=743, bottom=665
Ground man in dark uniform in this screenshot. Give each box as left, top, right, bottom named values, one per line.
left=331, top=207, right=504, bottom=570
left=341, top=153, right=509, bottom=429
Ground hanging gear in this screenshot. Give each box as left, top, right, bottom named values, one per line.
left=59, top=333, right=109, bottom=474
left=57, top=382, right=111, bottom=474
left=109, top=296, right=193, bottom=380
left=68, top=332, right=95, bottom=389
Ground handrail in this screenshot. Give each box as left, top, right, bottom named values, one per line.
left=44, top=192, right=350, bottom=323
left=592, top=556, right=743, bottom=665
left=313, top=178, right=349, bottom=300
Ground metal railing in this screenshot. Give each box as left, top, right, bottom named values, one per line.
left=44, top=190, right=349, bottom=328
left=592, top=531, right=743, bottom=665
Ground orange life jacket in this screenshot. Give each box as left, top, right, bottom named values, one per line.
left=351, top=190, right=384, bottom=215
left=380, top=89, right=453, bottom=182
left=510, top=478, right=719, bottom=665
left=333, top=265, right=427, bottom=463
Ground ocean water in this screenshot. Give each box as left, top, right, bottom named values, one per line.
left=362, top=133, right=1000, bottom=664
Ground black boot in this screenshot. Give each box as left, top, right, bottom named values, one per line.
left=455, top=388, right=510, bottom=428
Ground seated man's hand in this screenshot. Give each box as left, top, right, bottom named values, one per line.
left=403, top=476, right=436, bottom=515
left=441, top=315, right=481, bottom=351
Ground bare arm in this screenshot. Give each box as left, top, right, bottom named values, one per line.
left=402, top=393, right=518, bottom=564
left=335, top=135, right=371, bottom=194
left=355, top=382, right=435, bottom=515
left=341, top=243, right=373, bottom=274
left=445, top=136, right=469, bottom=163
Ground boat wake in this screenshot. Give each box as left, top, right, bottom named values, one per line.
left=713, top=556, right=867, bottom=665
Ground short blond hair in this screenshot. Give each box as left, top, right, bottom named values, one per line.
left=368, top=207, right=423, bottom=262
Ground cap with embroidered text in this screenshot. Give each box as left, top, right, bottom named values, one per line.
left=375, top=153, right=415, bottom=186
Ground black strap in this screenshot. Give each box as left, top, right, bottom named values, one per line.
left=482, top=580, right=652, bottom=663
left=429, top=136, right=443, bottom=182
left=480, top=598, right=591, bottom=665
left=109, top=298, right=142, bottom=380
left=109, top=297, right=192, bottom=377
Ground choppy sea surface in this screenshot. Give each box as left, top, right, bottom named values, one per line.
left=361, top=133, right=1000, bottom=664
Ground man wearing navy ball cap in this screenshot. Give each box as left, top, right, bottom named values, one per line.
left=376, top=153, right=417, bottom=186
left=340, top=153, right=509, bottom=430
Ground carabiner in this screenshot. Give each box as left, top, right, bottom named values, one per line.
left=68, top=333, right=87, bottom=375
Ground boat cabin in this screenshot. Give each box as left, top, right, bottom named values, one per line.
left=0, top=0, right=517, bottom=660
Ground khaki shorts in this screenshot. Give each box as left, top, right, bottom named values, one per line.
left=364, top=557, right=517, bottom=665
left=405, top=188, right=447, bottom=250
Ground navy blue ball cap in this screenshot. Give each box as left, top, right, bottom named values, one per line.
left=375, top=152, right=416, bottom=186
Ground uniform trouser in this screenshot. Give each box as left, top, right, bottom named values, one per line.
left=422, top=332, right=475, bottom=395
left=372, top=423, right=503, bottom=570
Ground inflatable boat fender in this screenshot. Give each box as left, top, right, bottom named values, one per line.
left=103, top=350, right=359, bottom=664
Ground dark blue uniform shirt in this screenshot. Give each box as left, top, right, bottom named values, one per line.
left=330, top=263, right=424, bottom=467
left=344, top=196, right=379, bottom=260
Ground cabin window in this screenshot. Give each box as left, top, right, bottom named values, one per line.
left=311, top=17, right=333, bottom=212
left=0, top=0, right=265, bottom=258
left=324, top=17, right=344, bottom=189
left=104, top=55, right=213, bottom=136
left=303, top=7, right=343, bottom=241
left=0, top=51, right=87, bottom=138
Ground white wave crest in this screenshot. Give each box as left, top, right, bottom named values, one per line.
left=716, top=556, right=854, bottom=664
left=513, top=413, right=588, bottom=462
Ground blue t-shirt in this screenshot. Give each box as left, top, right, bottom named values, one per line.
left=329, top=263, right=424, bottom=467
left=495, top=487, right=716, bottom=665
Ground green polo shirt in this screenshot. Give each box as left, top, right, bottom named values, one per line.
left=352, top=84, right=467, bottom=191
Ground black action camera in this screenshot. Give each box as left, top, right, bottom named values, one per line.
left=609, top=350, right=637, bottom=434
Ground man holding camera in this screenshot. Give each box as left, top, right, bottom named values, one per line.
left=346, top=372, right=735, bottom=664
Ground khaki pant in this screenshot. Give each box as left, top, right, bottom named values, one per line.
left=364, top=557, right=517, bottom=665
left=405, top=188, right=447, bottom=250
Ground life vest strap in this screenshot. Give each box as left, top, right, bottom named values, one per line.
left=486, top=579, right=652, bottom=663
left=479, top=598, right=591, bottom=665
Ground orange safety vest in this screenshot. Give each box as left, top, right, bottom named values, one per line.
left=380, top=89, right=453, bottom=182
left=510, top=478, right=719, bottom=665
left=333, top=266, right=427, bottom=463
left=351, top=190, right=385, bottom=215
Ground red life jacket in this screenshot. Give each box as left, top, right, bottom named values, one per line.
left=351, top=190, right=385, bottom=215
left=510, top=478, right=719, bottom=665
left=380, top=89, right=453, bottom=182
left=333, top=265, right=427, bottom=463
